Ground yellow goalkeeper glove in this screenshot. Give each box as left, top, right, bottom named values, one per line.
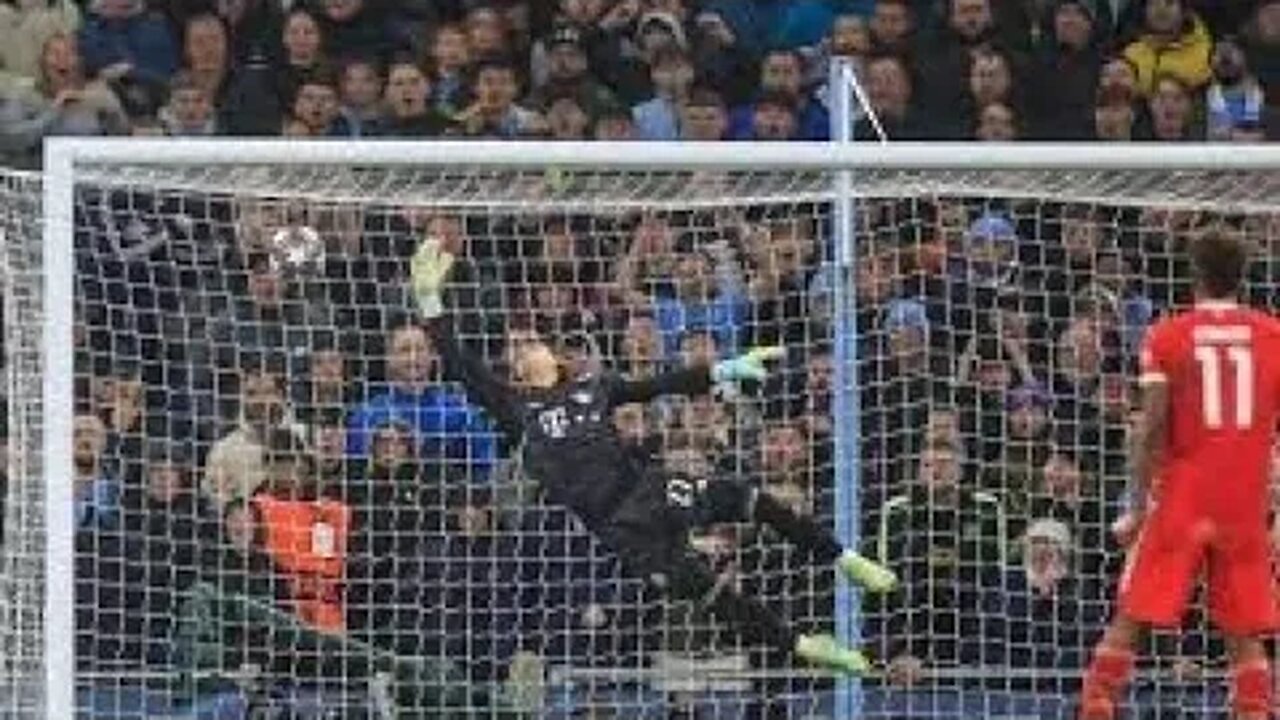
left=410, top=237, right=456, bottom=319
left=711, top=346, right=786, bottom=383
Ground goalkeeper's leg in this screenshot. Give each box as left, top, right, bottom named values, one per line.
left=639, top=543, right=870, bottom=677
left=695, top=479, right=898, bottom=593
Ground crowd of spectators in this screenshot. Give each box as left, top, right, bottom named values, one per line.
left=2, top=0, right=1280, bottom=715
left=42, top=173, right=1280, bottom=715
left=0, top=0, right=1279, bottom=167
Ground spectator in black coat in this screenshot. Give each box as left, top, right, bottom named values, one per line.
left=856, top=54, right=927, bottom=139
left=919, top=0, right=1021, bottom=125
left=125, top=439, right=216, bottom=665
left=1031, top=0, right=1106, bottom=138
left=313, top=0, right=409, bottom=65
left=380, top=59, right=454, bottom=136
left=870, top=0, right=918, bottom=56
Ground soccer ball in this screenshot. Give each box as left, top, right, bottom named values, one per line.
left=269, top=224, right=324, bottom=274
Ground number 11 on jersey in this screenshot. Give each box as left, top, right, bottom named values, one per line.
left=1195, top=341, right=1253, bottom=430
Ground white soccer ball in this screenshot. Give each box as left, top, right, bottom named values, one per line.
left=269, top=224, right=324, bottom=273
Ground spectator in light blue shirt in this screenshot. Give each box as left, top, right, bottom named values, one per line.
left=347, top=321, right=497, bottom=483
left=74, top=413, right=121, bottom=531
left=653, top=238, right=747, bottom=361
left=1206, top=36, right=1266, bottom=141
left=632, top=47, right=694, bottom=140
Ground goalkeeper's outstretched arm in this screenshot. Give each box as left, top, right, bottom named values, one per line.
left=411, top=239, right=524, bottom=439
left=606, top=346, right=787, bottom=407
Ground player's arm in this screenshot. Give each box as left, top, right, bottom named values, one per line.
left=410, top=238, right=523, bottom=438
left=606, top=347, right=786, bottom=406
left=1126, top=377, right=1169, bottom=517
left=1117, top=326, right=1173, bottom=542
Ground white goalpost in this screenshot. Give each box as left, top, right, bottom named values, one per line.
left=6, top=139, right=1280, bottom=720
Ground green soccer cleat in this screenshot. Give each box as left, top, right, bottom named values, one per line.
left=795, top=634, right=872, bottom=676
left=837, top=550, right=898, bottom=594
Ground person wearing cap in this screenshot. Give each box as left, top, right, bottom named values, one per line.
left=528, top=21, right=618, bottom=114
left=635, top=9, right=688, bottom=58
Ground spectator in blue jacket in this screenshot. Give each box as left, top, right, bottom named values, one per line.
left=730, top=48, right=829, bottom=139
left=77, top=0, right=177, bottom=89
left=347, top=320, right=498, bottom=483
left=764, top=0, right=877, bottom=50
left=74, top=412, right=120, bottom=531
left=653, top=236, right=747, bottom=361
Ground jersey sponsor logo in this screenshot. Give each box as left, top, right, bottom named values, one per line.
left=571, top=391, right=594, bottom=405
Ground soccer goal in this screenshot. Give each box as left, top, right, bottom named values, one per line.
left=5, top=140, right=1280, bottom=720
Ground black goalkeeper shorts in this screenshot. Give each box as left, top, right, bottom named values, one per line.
left=596, top=473, right=753, bottom=600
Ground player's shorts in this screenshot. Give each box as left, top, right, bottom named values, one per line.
left=1118, top=498, right=1278, bottom=635
left=598, top=474, right=749, bottom=603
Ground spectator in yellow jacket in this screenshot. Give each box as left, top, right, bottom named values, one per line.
left=1122, top=0, right=1211, bottom=95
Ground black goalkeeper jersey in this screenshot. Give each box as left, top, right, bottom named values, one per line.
left=429, top=320, right=712, bottom=528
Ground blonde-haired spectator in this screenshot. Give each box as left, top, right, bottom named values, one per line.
left=0, top=31, right=127, bottom=167
left=0, top=0, right=80, bottom=85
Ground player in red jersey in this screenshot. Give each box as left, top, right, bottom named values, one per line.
left=1079, top=230, right=1280, bottom=720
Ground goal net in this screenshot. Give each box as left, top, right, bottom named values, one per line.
left=6, top=141, right=1280, bottom=720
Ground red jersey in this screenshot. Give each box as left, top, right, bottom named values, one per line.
left=1139, top=301, right=1280, bottom=505
left=254, top=496, right=351, bottom=632
left=1121, top=301, right=1280, bottom=633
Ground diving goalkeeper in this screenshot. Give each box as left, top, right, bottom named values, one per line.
left=410, top=238, right=895, bottom=675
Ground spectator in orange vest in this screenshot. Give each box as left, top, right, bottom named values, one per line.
left=253, top=429, right=351, bottom=633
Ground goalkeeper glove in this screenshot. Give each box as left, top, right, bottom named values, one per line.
left=711, top=346, right=786, bottom=384
left=410, top=237, right=456, bottom=319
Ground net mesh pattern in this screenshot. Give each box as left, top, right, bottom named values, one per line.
left=7, top=163, right=1280, bottom=719
left=0, top=169, right=44, bottom=718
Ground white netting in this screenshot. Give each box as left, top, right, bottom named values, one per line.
left=0, top=169, right=44, bottom=719
left=10, top=160, right=1280, bottom=719
left=62, top=170, right=840, bottom=720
